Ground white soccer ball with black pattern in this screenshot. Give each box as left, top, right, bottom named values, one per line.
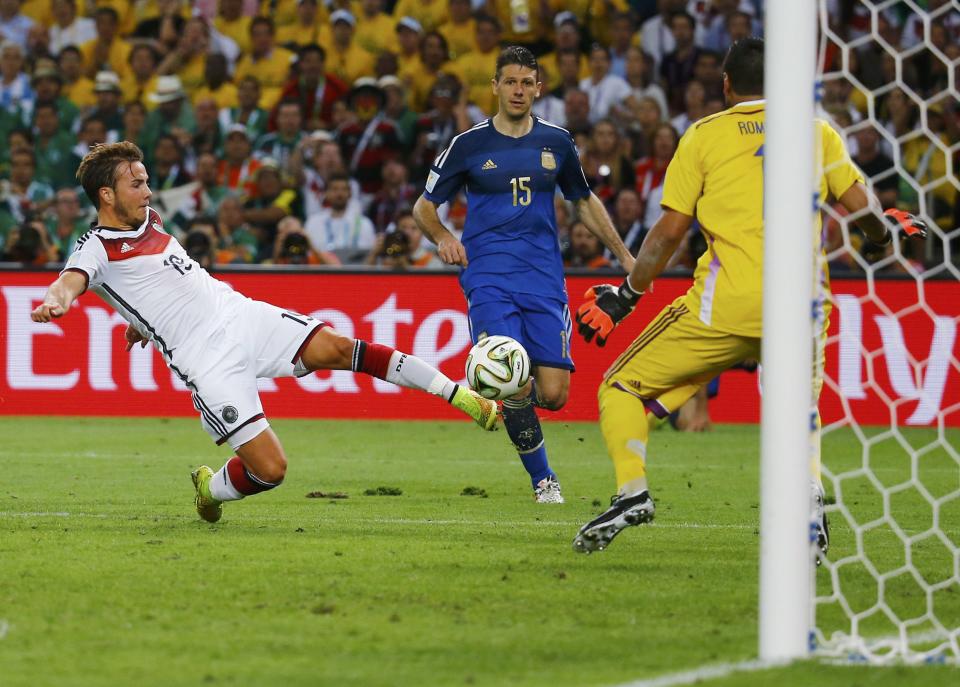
left=465, top=335, right=531, bottom=401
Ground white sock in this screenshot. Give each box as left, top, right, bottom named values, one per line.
left=209, top=463, right=244, bottom=502
left=384, top=350, right=457, bottom=400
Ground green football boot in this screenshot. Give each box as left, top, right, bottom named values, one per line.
left=451, top=386, right=498, bottom=431
left=191, top=465, right=223, bottom=523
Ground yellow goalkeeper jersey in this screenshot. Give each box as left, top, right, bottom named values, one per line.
left=660, top=100, right=863, bottom=337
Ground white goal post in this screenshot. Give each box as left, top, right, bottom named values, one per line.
left=762, top=0, right=960, bottom=666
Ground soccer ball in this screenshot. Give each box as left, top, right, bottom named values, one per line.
left=465, top=335, right=531, bottom=400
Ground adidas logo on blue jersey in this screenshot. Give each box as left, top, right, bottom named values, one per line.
left=481, top=159, right=497, bottom=170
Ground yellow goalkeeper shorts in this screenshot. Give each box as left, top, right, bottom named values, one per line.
left=602, top=296, right=762, bottom=415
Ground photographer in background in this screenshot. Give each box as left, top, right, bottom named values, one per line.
left=2, top=219, right=59, bottom=265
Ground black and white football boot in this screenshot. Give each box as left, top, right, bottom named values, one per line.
left=572, top=491, right=656, bottom=554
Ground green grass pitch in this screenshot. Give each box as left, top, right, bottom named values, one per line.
left=0, top=417, right=956, bottom=687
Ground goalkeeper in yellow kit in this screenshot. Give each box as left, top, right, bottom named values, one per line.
left=572, top=38, right=927, bottom=554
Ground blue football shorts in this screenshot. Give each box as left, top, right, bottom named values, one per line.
left=467, top=289, right=574, bottom=371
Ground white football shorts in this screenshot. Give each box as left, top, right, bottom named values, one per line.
left=188, top=298, right=325, bottom=450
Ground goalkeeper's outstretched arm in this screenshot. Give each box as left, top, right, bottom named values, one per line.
left=837, top=181, right=928, bottom=245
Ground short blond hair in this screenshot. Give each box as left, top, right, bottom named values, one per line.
left=76, top=141, right=144, bottom=209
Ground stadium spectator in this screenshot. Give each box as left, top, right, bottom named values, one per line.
left=131, top=0, right=187, bottom=52
left=192, top=53, right=239, bottom=111
left=2, top=220, right=57, bottom=265
left=635, top=122, right=679, bottom=223
left=269, top=215, right=337, bottom=266
left=219, top=75, right=268, bottom=143
left=562, top=88, right=591, bottom=136
left=33, top=101, right=80, bottom=190
left=852, top=125, right=898, bottom=210
left=190, top=97, right=223, bottom=159
left=271, top=44, right=348, bottom=132
left=177, top=151, right=231, bottom=223
left=660, top=11, right=702, bottom=113
left=276, top=0, right=325, bottom=50
left=608, top=13, right=638, bottom=79
left=48, top=0, right=96, bottom=56
left=406, top=31, right=450, bottom=113
left=156, top=17, right=215, bottom=96
left=121, top=101, right=147, bottom=148
left=151, top=133, right=193, bottom=190
left=449, top=13, right=500, bottom=116
left=693, top=49, right=724, bottom=100
left=243, top=160, right=302, bottom=257
left=367, top=159, right=417, bottom=232
left=354, top=0, right=398, bottom=57
left=304, top=171, right=376, bottom=261
left=671, top=79, right=707, bottom=134
left=0, top=0, right=34, bottom=52
left=609, top=187, right=648, bottom=262
left=233, top=17, right=296, bottom=110
left=549, top=48, right=585, bottom=102
left=393, top=0, right=445, bottom=35
left=81, top=7, right=130, bottom=79
left=215, top=0, right=252, bottom=54
left=217, top=124, right=262, bottom=196
left=29, top=57, right=79, bottom=133
left=580, top=44, right=631, bottom=124
left=337, top=77, right=400, bottom=195
left=326, top=10, right=375, bottom=86
left=215, top=196, right=259, bottom=264
left=702, top=1, right=758, bottom=53
left=142, top=75, right=196, bottom=157
left=90, top=71, right=124, bottom=138
left=391, top=209, right=440, bottom=268
left=565, top=220, right=613, bottom=269
left=539, top=13, right=589, bottom=92
left=256, top=99, right=303, bottom=169
left=292, top=133, right=356, bottom=218
left=45, top=187, right=89, bottom=260
left=183, top=221, right=217, bottom=269
left=640, top=0, right=686, bottom=73
left=121, top=44, right=161, bottom=106
left=379, top=74, right=417, bottom=146
left=395, top=16, right=424, bottom=88
left=0, top=147, right=54, bottom=242
left=438, top=0, right=476, bottom=61
left=581, top=119, right=635, bottom=203
left=0, top=40, right=31, bottom=120
left=366, top=228, right=414, bottom=269
left=74, top=115, right=108, bottom=158
left=410, top=76, right=460, bottom=182
left=57, top=44, right=95, bottom=109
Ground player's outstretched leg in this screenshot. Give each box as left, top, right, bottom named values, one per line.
left=302, top=333, right=497, bottom=431
left=573, top=382, right=658, bottom=552
left=502, top=384, right=563, bottom=503
left=192, top=465, right=222, bottom=523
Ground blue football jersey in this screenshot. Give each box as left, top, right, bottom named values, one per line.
left=423, top=117, right=590, bottom=300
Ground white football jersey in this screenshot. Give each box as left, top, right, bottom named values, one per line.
left=63, top=207, right=247, bottom=382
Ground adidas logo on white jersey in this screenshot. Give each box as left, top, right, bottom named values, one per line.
left=120, top=242, right=134, bottom=254
left=481, top=159, right=497, bottom=170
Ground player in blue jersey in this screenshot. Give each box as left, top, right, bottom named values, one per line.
left=413, top=46, right=634, bottom=503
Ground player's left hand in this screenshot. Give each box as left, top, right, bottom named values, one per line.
left=576, top=280, right=642, bottom=347
left=124, top=324, right=148, bottom=351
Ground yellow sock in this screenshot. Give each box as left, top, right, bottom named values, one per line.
left=598, top=382, right=651, bottom=493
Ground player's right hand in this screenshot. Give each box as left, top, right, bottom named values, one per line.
left=30, top=302, right=66, bottom=322
left=575, top=280, right=642, bottom=347
left=437, top=236, right=468, bottom=267
left=124, top=324, right=148, bottom=351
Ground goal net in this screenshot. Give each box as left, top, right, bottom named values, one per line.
left=812, top=0, right=959, bottom=664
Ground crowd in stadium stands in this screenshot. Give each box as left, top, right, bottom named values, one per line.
left=0, top=0, right=956, bottom=272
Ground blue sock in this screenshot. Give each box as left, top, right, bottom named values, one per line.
left=501, top=396, right=553, bottom=487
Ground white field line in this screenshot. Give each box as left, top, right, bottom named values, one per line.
left=0, top=511, right=755, bottom=530
left=611, top=658, right=791, bottom=687
left=0, top=619, right=9, bottom=640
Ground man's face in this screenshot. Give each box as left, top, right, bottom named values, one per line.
left=256, top=169, right=281, bottom=198
left=397, top=27, right=420, bottom=54
left=196, top=154, right=218, bottom=184
left=557, top=53, right=579, bottom=82
left=326, top=180, right=350, bottom=210
left=493, top=64, right=540, bottom=120
left=195, top=98, right=218, bottom=127
left=382, top=160, right=405, bottom=187
left=34, top=76, right=59, bottom=101
left=611, top=17, right=633, bottom=48
left=589, top=48, right=610, bottom=79
left=299, top=50, right=323, bottom=80
left=449, top=0, right=470, bottom=22
left=251, top=23, right=273, bottom=54
left=556, top=24, right=579, bottom=50
left=277, top=104, right=302, bottom=135
left=53, top=0, right=75, bottom=25
left=475, top=20, right=499, bottom=52
left=564, top=91, right=589, bottom=123
left=670, top=16, right=693, bottom=46
left=238, top=79, right=260, bottom=108
left=571, top=222, right=600, bottom=259
left=55, top=190, right=81, bottom=220
left=397, top=215, right=422, bottom=248
left=95, top=12, right=117, bottom=40
left=10, top=153, right=34, bottom=186
left=615, top=191, right=640, bottom=224
left=59, top=51, right=80, bottom=78
left=0, top=46, right=22, bottom=76
left=727, top=13, right=751, bottom=42
left=225, top=134, right=251, bottom=162
left=131, top=48, right=155, bottom=78
left=298, top=0, right=318, bottom=22
left=107, top=161, right=152, bottom=227
left=422, top=35, right=445, bottom=68
left=219, top=198, right=244, bottom=228
left=154, top=138, right=179, bottom=166
left=96, top=89, right=119, bottom=111
left=35, top=107, right=58, bottom=136
left=333, top=22, right=353, bottom=45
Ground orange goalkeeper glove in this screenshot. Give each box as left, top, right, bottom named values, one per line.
left=881, top=208, right=928, bottom=241
left=575, top=279, right=642, bottom=347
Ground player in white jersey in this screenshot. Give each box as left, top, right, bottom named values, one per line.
left=31, top=142, right=498, bottom=523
